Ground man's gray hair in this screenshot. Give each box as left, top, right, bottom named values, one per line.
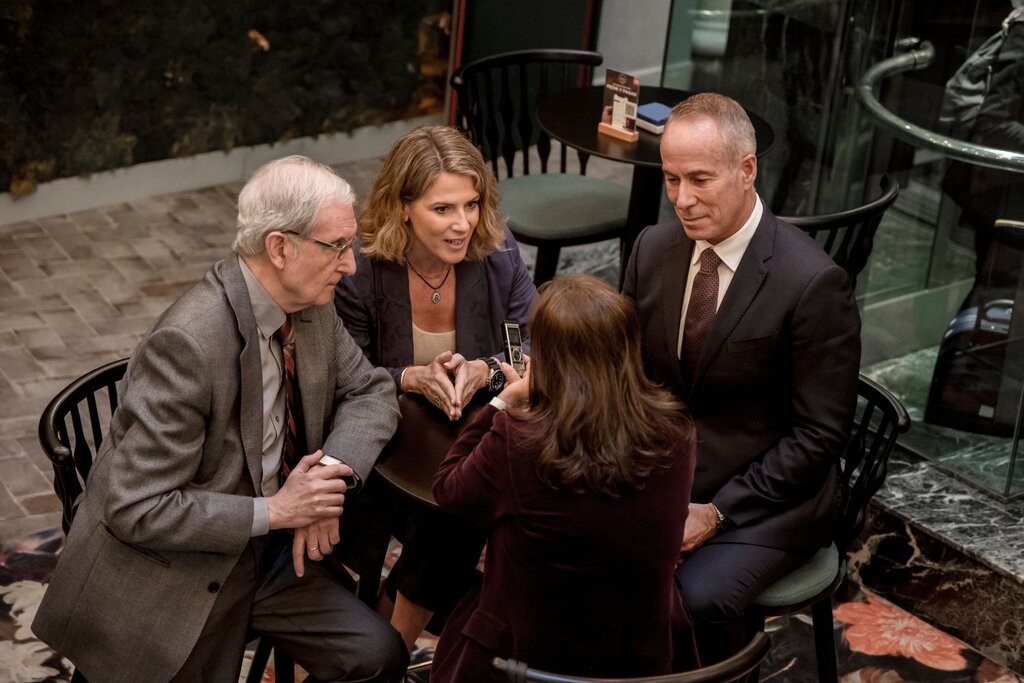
left=232, top=155, right=355, bottom=256
left=667, top=93, right=756, bottom=162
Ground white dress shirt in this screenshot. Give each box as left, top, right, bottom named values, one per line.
left=239, top=257, right=287, bottom=536
left=677, top=195, right=764, bottom=358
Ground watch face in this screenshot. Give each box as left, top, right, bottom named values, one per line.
left=489, top=369, right=506, bottom=393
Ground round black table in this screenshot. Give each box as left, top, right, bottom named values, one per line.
left=373, top=393, right=486, bottom=508
left=536, top=86, right=775, bottom=279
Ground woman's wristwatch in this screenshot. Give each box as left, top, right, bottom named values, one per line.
left=480, top=357, right=506, bottom=393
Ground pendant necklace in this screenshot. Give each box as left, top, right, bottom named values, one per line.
left=408, top=261, right=452, bottom=304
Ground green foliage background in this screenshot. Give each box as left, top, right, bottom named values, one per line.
left=0, top=0, right=448, bottom=195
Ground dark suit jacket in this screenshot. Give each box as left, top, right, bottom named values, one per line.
left=430, top=406, right=697, bottom=682
left=33, top=256, right=398, bottom=683
left=334, top=234, right=537, bottom=387
left=622, top=209, right=861, bottom=550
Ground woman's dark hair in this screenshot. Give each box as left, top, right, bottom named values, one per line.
left=519, top=274, right=693, bottom=497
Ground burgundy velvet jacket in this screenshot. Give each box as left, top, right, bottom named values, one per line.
left=430, top=405, right=697, bottom=682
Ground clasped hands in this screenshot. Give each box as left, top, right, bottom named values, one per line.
left=402, top=351, right=529, bottom=420
left=265, top=450, right=352, bottom=576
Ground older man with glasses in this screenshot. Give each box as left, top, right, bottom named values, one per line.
left=34, top=155, right=408, bottom=683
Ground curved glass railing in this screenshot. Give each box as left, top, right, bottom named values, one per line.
left=856, top=40, right=1024, bottom=173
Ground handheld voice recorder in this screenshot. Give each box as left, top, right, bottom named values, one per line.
left=502, top=320, right=526, bottom=375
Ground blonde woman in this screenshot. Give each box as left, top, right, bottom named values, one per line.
left=334, top=125, right=536, bottom=648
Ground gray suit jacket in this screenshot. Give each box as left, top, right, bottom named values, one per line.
left=623, top=209, right=861, bottom=551
left=33, top=256, right=399, bottom=683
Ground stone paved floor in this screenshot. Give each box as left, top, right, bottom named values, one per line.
left=0, top=153, right=630, bottom=544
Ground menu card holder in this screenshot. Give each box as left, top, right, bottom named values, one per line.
left=598, top=69, right=640, bottom=143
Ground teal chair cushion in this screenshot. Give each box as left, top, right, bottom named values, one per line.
left=499, top=174, right=630, bottom=242
left=752, top=543, right=842, bottom=608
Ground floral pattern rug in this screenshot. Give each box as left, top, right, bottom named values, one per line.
left=2, top=529, right=1021, bottom=682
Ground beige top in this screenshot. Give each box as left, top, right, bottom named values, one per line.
left=412, top=322, right=456, bottom=366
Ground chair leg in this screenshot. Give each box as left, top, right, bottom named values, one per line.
left=811, top=598, right=839, bottom=682
left=247, top=639, right=272, bottom=683
left=533, top=246, right=561, bottom=286
left=275, top=649, right=295, bottom=683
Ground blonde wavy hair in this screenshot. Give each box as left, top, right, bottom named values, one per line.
left=359, top=126, right=505, bottom=262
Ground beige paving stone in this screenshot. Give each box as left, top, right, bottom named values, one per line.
left=0, top=456, right=51, bottom=497
left=36, top=216, right=80, bottom=236
left=0, top=331, right=18, bottom=348
left=87, top=272, right=143, bottom=303
left=112, top=300, right=149, bottom=317
left=107, top=208, right=173, bottom=227
left=0, top=394, right=51, bottom=423
left=87, top=315, right=155, bottom=337
left=19, top=492, right=63, bottom=515
left=0, top=374, right=17, bottom=399
left=14, top=234, right=72, bottom=263
left=4, top=294, right=72, bottom=315
left=67, top=208, right=115, bottom=230
left=0, top=415, right=39, bottom=437
left=0, top=221, right=43, bottom=236
left=38, top=309, right=97, bottom=343
left=12, top=274, right=98, bottom=299
left=109, top=255, right=163, bottom=283
left=62, top=288, right=121, bottom=322
left=40, top=258, right=112, bottom=277
left=142, top=278, right=204, bottom=298
left=26, top=344, right=82, bottom=361
left=0, top=437, right=26, bottom=459
left=18, top=377, right=80, bottom=400
left=15, top=327, right=65, bottom=349
left=0, top=347, right=46, bottom=382
left=37, top=352, right=120, bottom=380
left=0, top=283, right=16, bottom=304
left=75, top=334, right=140, bottom=355
left=18, top=436, right=53, bottom=483
left=0, top=252, right=46, bottom=280
left=0, top=484, right=22, bottom=521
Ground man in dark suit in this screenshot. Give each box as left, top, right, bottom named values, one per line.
left=33, top=156, right=408, bottom=682
left=622, top=93, right=861, bottom=664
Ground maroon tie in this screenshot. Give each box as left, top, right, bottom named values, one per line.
left=682, top=249, right=721, bottom=379
left=276, top=315, right=306, bottom=480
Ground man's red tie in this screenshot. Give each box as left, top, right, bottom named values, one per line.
left=681, top=248, right=721, bottom=380
left=276, top=315, right=306, bottom=480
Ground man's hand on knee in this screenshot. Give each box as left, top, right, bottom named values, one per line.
left=680, top=503, right=719, bottom=554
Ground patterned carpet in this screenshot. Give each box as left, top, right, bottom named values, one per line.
left=2, top=528, right=1021, bottom=683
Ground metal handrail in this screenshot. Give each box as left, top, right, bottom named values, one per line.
left=856, top=41, right=1024, bottom=173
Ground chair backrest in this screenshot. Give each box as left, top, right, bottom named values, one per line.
left=492, top=632, right=769, bottom=683
left=836, top=374, right=911, bottom=556
left=450, top=49, right=602, bottom=179
left=779, top=175, right=899, bottom=288
left=37, top=358, right=128, bottom=534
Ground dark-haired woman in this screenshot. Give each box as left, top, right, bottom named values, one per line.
left=430, top=274, right=698, bottom=682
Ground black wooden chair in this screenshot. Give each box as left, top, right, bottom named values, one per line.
left=37, top=358, right=294, bottom=683
left=749, top=374, right=911, bottom=681
left=451, top=49, right=631, bottom=285
left=492, top=631, right=769, bottom=683
left=779, top=175, right=899, bottom=288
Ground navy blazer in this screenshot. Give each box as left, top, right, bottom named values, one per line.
left=335, top=234, right=537, bottom=387
left=622, top=208, right=861, bottom=551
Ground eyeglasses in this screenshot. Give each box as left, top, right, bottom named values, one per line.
left=281, top=230, right=355, bottom=259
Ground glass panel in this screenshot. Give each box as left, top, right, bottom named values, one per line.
left=662, top=0, right=1024, bottom=498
